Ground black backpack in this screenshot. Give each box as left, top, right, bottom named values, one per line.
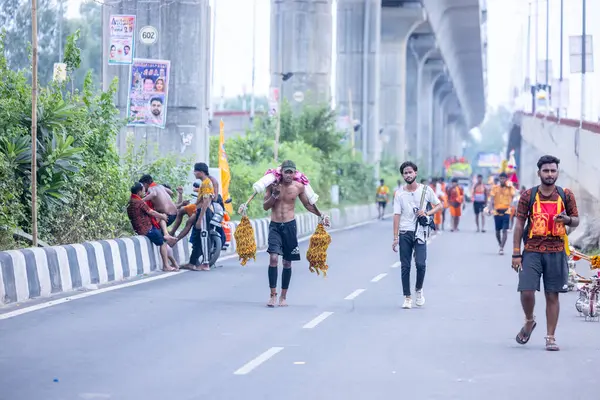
left=522, top=185, right=567, bottom=245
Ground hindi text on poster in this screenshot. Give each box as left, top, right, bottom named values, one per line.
left=108, top=15, right=136, bottom=65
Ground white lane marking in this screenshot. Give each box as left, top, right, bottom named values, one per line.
left=0, top=271, right=186, bottom=321
left=302, top=311, right=334, bottom=329
left=233, top=347, right=284, bottom=375
left=0, top=218, right=381, bottom=320
left=344, top=289, right=366, bottom=300
left=371, top=273, right=388, bottom=283
left=391, top=261, right=400, bottom=268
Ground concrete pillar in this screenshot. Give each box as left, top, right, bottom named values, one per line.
left=102, top=0, right=212, bottom=165
left=336, top=0, right=382, bottom=163
left=427, top=71, right=445, bottom=175
left=414, top=48, right=437, bottom=165
left=379, top=8, right=424, bottom=162
left=404, top=51, right=418, bottom=159
left=270, top=0, right=333, bottom=108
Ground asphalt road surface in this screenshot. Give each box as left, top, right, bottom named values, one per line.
left=0, top=211, right=598, bottom=400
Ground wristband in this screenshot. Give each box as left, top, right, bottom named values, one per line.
left=512, top=254, right=522, bottom=258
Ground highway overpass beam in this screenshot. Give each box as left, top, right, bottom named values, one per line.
left=102, top=0, right=212, bottom=164
left=379, top=5, right=425, bottom=162
left=336, top=0, right=382, bottom=163
left=270, top=0, right=333, bottom=108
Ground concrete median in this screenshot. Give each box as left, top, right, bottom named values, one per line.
left=0, top=203, right=378, bottom=307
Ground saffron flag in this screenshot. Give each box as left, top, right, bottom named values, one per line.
left=219, top=120, right=233, bottom=215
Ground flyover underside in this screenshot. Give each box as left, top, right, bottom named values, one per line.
left=420, top=0, right=486, bottom=129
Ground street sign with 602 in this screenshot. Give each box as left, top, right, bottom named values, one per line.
left=139, top=26, right=158, bottom=45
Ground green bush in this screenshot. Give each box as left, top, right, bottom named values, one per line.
left=0, top=31, right=197, bottom=249
left=210, top=101, right=381, bottom=219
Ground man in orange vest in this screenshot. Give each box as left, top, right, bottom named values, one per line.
left=511, top=155, right=579, bottom=351
left=446, top=178, right=464, bottom=231
left=487, top=172, right=515, bottom=255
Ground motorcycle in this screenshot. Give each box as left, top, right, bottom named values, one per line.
left=206, top=197, right=232, bottom=267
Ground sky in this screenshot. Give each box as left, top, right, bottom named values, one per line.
left=67, top=0, right=599, bottom=117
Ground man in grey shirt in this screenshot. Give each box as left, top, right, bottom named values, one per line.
left=392, top=161, right=443, bottom=309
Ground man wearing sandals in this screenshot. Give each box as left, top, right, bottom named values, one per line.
left=511, top=155, right=579, bottom=351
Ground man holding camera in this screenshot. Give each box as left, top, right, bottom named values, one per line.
left=392, top=161, right=443, bottom=309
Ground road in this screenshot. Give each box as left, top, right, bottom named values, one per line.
left=0, top=212, right=598, bottom=400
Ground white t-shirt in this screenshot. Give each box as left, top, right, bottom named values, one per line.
left=393, top=184, right=441, bottom=231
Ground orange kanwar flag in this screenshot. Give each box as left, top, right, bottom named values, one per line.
left=219, top=120, right=233, bottom=214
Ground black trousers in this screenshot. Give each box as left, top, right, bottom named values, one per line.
left=398, top=230, right=427, bottom=296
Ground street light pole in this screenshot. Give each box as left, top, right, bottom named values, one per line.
left=581, top=0, right=586, bottom=124
left=558, top=0, right=563, bottom=117
left=250, top=0, right=257, bottom=121
left=31, top=0, right=39, bottom=247
left=545, top=0, right=549, bottom=87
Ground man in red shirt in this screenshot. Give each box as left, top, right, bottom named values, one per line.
left=127, top=182, right=178, bottom=272
left=511, top=155, right=579, bottom=351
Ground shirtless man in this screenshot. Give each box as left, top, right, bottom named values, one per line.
left=139, top=174, right=178, bottom=244
left=263, top=160, right=330, bottom=307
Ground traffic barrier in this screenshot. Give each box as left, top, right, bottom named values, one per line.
left=0, top=204, right=378, bottom=306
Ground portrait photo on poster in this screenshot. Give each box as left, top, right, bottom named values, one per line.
left=126, top=58, right=171, bottom=129
left=108, top=15, right=136, bottom=65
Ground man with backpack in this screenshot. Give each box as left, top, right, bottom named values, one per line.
left=511, top=155, right=579, bottom=351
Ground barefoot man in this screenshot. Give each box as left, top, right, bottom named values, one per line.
left=263, top=160, right=330, bottom=307
left=139, top=174, right=178, bottom=244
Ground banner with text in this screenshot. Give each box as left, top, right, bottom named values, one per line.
left=126, top=59, right=171, bottom=129
left=108, top=15, right=136, bottom=65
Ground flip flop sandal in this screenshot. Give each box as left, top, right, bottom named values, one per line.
left=515, top=318, right=537, bottom=345
left=545, top=336, right=560, bottom=351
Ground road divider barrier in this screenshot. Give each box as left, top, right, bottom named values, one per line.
left=0, top=204, right=378, bottom=307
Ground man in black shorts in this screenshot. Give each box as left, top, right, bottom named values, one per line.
left=511, top=155, right=579, bottom=351
left=263, top=160, right=330, bottom=307
left=472, top=174, right=488, bottom=232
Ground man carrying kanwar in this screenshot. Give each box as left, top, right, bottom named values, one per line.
left=511, top=155, right=579, bottom=351
left=239, top=160, right=330, bottom=307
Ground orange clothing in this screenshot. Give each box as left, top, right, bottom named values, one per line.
left=183, top=203, right=197, bottom=217
left=490, top=184, right=516, bottom=211
left=449, top=205, right=462, bottom=217
left=447, top=185, right=464, bottom=207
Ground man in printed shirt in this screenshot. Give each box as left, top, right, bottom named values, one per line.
left=127, top=182, right=178, bottom=271
left=511, top=155, right=579, bottom=351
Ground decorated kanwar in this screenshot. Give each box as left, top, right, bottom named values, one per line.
left=237, top=160, right=331, bottom=307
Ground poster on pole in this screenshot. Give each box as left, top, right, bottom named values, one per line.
left=108, top=15, right=136, bottom=65
left=126, top=58, right=170, bottom=129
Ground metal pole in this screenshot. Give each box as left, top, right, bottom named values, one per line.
left=581, top=0, right=586, bottom=124
left=31, top=0, right=38, bottom=247
left=545, top=0, right=549, bottom=88
left=58, top=0, right=63, bottom=61
left=361, top=0, right=370, bottom=162
left=210, top=1, right=217, bottom=123
left=274, top=3, right=283, bottom=162
left=535, top=0, right=539, bottom=84
left=558, top=0, right=563, bottom=117
left=250, top=0, right=257, bottom=121
left=527, top=1, right=532, bottom=111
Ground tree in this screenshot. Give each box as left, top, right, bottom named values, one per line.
left=0, top=0, right=60, bottom=84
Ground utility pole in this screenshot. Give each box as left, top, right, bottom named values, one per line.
left=580, top=0, right=587, bottom=124
left=558, top=0, right=563, bottom=117
left=250, top=0, right=257, bottom=121
left=31, top=0, right=39, bottom=247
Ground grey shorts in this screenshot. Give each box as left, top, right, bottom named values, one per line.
left=517, top=251, right=568, bottom=293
